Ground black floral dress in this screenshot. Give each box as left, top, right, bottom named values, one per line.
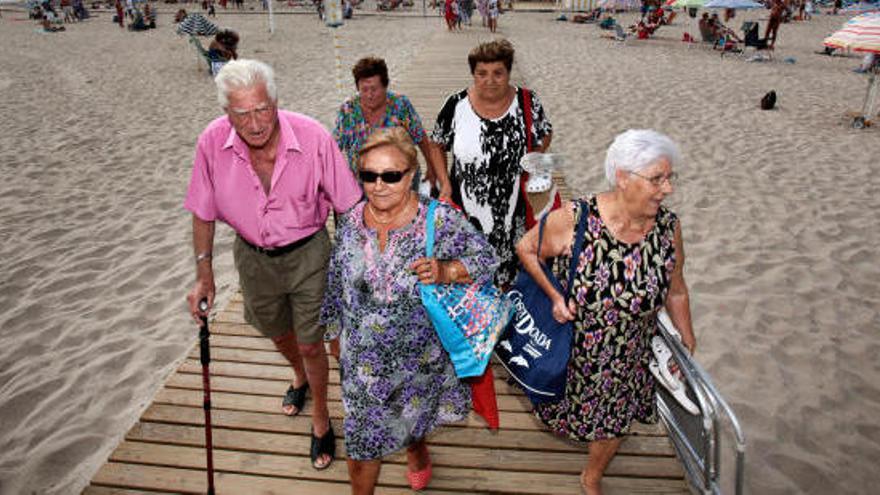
left=432, top=87, right=552, bottom=288
left=535, top=197, right=678, bottom=442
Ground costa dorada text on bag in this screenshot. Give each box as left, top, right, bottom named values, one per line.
left=506, top=289, right=553, bottom=358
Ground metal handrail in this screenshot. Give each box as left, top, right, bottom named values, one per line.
left=655, top=310, right=746, bottom=495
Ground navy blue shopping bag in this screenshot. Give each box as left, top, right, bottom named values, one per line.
left=495, top=201, right=588, bottom=404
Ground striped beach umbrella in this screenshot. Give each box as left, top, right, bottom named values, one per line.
left=176, top=13, right=219, bottom=36
left=703, top=0, right=763, bottom=9
left=824, top=12, right=880, bottom=53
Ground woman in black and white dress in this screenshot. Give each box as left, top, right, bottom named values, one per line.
left=432, top=39, right=552, bottom=288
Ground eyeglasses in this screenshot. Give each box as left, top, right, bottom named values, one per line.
left=630, top=171, right=678, bottom=187
left=359, top=169, right=411, bottom=184
left=228, top=103, right=274, bottom=120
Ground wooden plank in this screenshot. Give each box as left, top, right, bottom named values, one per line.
left=82, top=487, right=167, bottom=495
left=152, top=387, right=666, bottom=435
left=152, top=386, right=541, bottom=431
left=175, top=358, right=536, bottom=397
left=203, top=334, right=277, bottom=351
left=209, top=321, right=261, bottom=337
left=164, top=367, right=654, bottom=421
left=165, top=370, right=538, bottom=411
left=126, top=422, right=683, bottom=477
left=107, top=441, right=685, bottom=494
left=90, top=462, right=364, bottom=495
left=139, top=404, right=673, bottom=456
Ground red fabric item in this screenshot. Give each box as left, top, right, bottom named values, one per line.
left=470, top=366, right=500, bottom=430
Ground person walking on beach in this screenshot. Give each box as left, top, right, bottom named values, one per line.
left=322, top=128, right=499, bottom=493
left=444, top=0, right=457, bottom=30
left=114, top=0, right=123, bottom=27
left=432, top=39, right=553, bottom=289
left=334, top=57, right=451, bottom=198
left=487, top=0, right=499, bottom=32
left=477, top=0, right=488, bottom=26
left=184, top=59, right=362, bottom=471
left=520, top=129, right=695, bottom=495
left=765, top=0, right=784, bottom=47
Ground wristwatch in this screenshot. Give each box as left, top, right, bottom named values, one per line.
left=195, top=252, right=212, bottom=264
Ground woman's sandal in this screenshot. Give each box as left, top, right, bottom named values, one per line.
left=281, top=382, right=309, bottom=416
left=310, top=424, right=336, bottom=471
left=406, top=453, right=432, bottom=491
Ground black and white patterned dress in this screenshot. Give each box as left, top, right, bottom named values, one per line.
left=432, top=87, right=552, bottom=288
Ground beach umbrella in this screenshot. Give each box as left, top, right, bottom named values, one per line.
left=824, top=13, right=880, bottom=128
left=598, top=0, right=641, bottom=10
left=703, top=0, right=763, bottom=9
left=176, top=13, right=218, bottom=36
left=671, top=0, right=707, bottom=8
left=824, top=12, right=880, bottom=53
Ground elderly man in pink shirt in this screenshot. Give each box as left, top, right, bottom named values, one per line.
left=184, top=59, right=362, bottom=471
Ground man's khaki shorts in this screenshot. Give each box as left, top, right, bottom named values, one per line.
left=233, top=229, right=330, bottom=344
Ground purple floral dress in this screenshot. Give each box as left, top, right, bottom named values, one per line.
left=535, top=196, right=678, bottom=442
left=321, top=198, right=499, bottom=460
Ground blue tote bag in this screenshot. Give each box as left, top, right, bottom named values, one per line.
left=419, top=200, right=514, bottom=378
left=496, top=200, right=589, bottom=404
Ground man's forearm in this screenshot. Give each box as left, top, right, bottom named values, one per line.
left=192, top=215, right=215, bottom=280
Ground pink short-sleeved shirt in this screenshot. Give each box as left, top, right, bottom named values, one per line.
left=184, top=110, right=362, bottom=248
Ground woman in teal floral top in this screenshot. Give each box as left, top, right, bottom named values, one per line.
left=321, top=128, right=498, bottom=493
left=515, top=129, right=696, bottom=495
left=333, top=57, right=451, bottom=198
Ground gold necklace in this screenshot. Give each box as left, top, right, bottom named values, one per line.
left=367, top=194, right=414, bottom=226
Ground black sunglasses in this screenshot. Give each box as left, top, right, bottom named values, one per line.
left=359, top=169, right=410, bottom=184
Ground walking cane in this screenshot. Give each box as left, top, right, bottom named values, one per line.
left=198, top=298, right=216, bottom=495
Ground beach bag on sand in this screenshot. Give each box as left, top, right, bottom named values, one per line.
left=420, top=200, right=514, bottom=378
left=761, top=90, right=777, bottom=110
left=519, top=87, right=562, bottom=230
left=496, top=201, right=589, bottom=404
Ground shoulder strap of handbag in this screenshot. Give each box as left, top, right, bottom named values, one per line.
left=565, top=200, right=590, bottom=303
left=521, top=87, right=533, bottom=152
left=425, top=199, right=438, bottom=258
left=535, top=200, right=589, bottom=303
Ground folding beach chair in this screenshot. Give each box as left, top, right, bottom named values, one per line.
left=188, top=35, right=226, bottom=76
left=741, top=21, right=773, bottom=60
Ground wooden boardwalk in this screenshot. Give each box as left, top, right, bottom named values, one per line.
left=83, top=27, right=689, bottom=495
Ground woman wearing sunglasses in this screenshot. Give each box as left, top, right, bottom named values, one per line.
left=320, top=127, right=498, bottom=494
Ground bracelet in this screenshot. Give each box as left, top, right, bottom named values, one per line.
left=195, top=252, right=212, bottom=263
left=446, top=262, right=460, bottom=283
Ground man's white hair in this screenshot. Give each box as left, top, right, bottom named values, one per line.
left=604, top=129, right=681, bottom=186
left=214, top=59, right=278, bottom=108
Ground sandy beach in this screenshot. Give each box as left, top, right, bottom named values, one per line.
left=0, top=2, right=878, bottom=494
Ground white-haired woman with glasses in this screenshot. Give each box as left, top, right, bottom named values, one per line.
left=321, top=127, right=498, bottom=494
left=515, top=129, right=695, bottom=495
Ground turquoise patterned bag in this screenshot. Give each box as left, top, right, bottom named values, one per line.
left=419, top=200, right=514, bottom=378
